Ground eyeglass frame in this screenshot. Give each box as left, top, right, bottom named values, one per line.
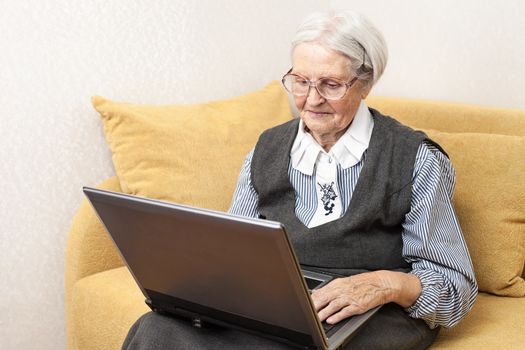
left=282, top=42, right=367, bottom=100
left=281, top=68, right=359, bottom=101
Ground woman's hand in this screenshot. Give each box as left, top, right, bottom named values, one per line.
left=311, top=270, right=422, bottom=324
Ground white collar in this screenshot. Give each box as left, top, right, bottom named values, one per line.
left=290, top=100, right=374, bottom=175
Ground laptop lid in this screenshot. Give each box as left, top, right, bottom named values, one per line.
left=83, top=187, right=378, bottom=349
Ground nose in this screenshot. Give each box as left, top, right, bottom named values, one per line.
left=306, top=84, right=325, bottom=105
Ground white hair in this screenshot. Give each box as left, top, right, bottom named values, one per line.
left=291, top=11, right=388, bottom=87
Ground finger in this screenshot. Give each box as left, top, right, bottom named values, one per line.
left=325, top=304, right=360, bottom=324
left=311, top=290, right=331, bottom=311
left=317, top=298, right=346, bottom=322
left=311, top=284, right=339, bottom=311
left=311, top=277, right=350, bottom=311
left=328, top=299, right=375, bottom=324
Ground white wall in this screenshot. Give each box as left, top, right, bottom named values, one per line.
left=0, top=1, right=327, bottom=349
left=330, top=0, right=525, bottom=108
left=0, top=1, right=523, bottom=349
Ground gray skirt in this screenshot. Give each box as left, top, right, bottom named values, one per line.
left=122, top=303, right=439, bottom=350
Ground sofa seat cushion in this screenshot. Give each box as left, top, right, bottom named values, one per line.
left=72, top=267, right=525, bottom=350
left=432, top=293, right=525, bottom=349
left=71, top=267, right=149, bottom=350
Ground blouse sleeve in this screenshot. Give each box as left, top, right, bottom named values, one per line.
left=402, top=141, right=478, bottom=328
left=228, top=149, right=260, bottom=218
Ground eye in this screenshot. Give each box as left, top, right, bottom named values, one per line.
left=320, top=79, right=343, bottom=90
left=294, top=77, right=309, bottom=86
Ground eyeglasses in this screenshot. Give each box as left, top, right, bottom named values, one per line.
left=281, top=69, right=359, bottom=100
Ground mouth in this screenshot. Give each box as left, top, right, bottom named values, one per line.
left=304, top=110, right=331, bottom=118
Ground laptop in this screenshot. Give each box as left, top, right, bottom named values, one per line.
left=83, top=187, right=380, bottom=349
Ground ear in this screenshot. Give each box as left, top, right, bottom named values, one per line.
left=359, top=82, right=373, bottom=100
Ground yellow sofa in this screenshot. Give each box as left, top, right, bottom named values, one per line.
left=65, top=84, right=525, bottom=349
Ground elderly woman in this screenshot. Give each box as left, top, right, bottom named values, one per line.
left=123, top=10, right=477, bottom=350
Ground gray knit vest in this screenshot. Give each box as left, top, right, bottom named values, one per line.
left=251, top=108, right=441, bottom=276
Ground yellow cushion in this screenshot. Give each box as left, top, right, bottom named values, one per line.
left=424, top=129, right=525, bottom=296
left=92, top=81, right=292, bottom=211
left=431, top=293, right=525, bottom=349
left=71, top=267, right=148, bottom=350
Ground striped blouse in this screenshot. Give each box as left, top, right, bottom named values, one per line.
left=229, top=142, right=478, bottom=329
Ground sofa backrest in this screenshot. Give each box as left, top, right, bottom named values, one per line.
left=91, top=84, right=525, bottom=296
left=367, top=96, right=525, bottom=136
left=366, top=96, right=525, bottom=296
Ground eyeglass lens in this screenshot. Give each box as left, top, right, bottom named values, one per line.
left=283, top=75, right=348, bottom=100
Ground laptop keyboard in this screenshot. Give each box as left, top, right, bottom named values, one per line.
left=322, top=319, right=347, bottom=336
left=322, top=321, right=335, bottom=333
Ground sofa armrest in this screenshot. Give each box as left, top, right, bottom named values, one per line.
left=65, top=176, right=125, bottom=306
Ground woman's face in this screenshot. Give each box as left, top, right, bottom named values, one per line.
left=291, top=42, right=370, bottom=148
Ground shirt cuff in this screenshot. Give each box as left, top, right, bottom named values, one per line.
left=405, top=269, right=445, bottom=328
